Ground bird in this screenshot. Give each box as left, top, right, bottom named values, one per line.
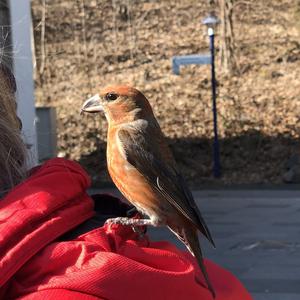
left=81, top=85, right=216, bottom=298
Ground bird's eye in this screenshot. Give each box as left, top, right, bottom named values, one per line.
left=105, top=92, right=119, bottom=101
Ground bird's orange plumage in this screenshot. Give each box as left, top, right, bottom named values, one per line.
left=81, top=85, right=216, bottom=297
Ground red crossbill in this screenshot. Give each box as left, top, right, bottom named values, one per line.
left=81, top=85, right=216, bottom=298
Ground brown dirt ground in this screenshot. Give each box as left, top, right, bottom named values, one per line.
left=31, top=0, right=300, bottom=187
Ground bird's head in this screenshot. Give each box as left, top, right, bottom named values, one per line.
left=81, top=85, right=154, bottom=125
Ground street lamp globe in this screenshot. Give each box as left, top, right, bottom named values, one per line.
left=202, top=13, right=220, bottom=35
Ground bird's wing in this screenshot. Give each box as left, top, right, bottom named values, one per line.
left=118, top=127, right=214, bottom=246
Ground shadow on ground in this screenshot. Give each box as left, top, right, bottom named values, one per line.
left=78, top=130, right=300, bottom=188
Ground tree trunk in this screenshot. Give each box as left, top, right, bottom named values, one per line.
left=219, top=0, right=237, bottom=74
left=0, top=0, right=12, bottom=68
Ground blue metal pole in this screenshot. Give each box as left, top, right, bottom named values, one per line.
left=208, top=28, right=221, bottom=178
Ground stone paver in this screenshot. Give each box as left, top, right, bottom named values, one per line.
left=90, top=189, right=300, bottom=299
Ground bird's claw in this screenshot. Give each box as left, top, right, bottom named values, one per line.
left=104, top=217, right=147, bottom=239
left=132, top=224, right=147, bottom=237
left=105, top=217, right=124, bottom=226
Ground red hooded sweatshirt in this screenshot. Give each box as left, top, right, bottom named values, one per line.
left=0, top=158, right=252, bottom=300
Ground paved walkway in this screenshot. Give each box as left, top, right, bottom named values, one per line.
left=91, top=189, right=300, bottom=300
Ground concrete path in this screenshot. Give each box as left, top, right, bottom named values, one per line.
left=90, top=189, right=300, bottom=299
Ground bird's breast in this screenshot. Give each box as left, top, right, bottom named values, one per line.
left=106, top=129, right=167, bottom=218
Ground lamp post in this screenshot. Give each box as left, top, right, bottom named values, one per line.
left=202, top=13, right=221, bottom=178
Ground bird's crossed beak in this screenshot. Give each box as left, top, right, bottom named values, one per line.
left=81, top=94, right=103, bottom=114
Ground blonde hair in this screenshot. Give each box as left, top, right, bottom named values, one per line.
left=0, top=64, right=27, bottom=195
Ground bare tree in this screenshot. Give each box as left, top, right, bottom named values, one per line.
left=0, top=0, right=12, bottom=68
left=218, top=0, right=237, bottom=74
left=39, top=0, right=46, bottom=76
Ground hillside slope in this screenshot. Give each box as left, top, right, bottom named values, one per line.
left=31, top=0, right=300, bottom=186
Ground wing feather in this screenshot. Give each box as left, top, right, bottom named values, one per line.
left=118, top=127, right=214, bottom=246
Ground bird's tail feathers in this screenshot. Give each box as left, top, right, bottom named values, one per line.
left=170, top=226, right=216, bottom=299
